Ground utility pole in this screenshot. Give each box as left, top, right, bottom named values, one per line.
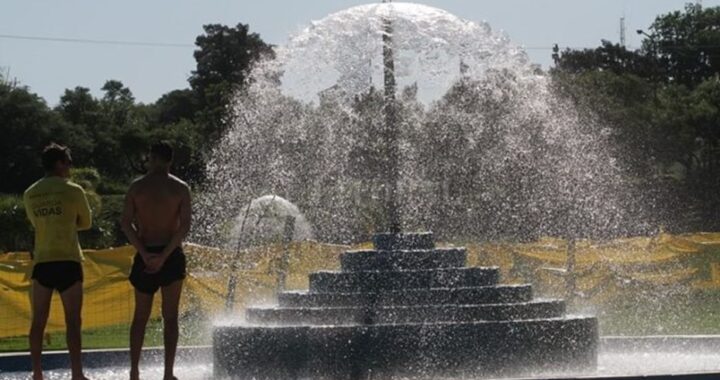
left=619, top=17, right=626, bottom=47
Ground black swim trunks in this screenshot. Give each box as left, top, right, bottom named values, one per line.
left=32, top=261, right=83, bottom=293
left=129, top=246, right=186, bottom=294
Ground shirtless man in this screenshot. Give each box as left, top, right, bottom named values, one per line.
left=120, top=141, right=191, bottom=380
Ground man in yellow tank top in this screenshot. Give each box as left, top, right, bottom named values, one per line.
left=23, top=143, right=92, bottom=380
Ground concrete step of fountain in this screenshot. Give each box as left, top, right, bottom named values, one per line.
left=246, top=300, right=565, bottom=326
left=278, top=284, right=533, bottom=308
left=214, top=316, right=599, bottom=379
left=309, top=267, right=500, bottom=293
left=372, top=232, right=435, bottom=250
left=340, top=247, right=466, bottom=271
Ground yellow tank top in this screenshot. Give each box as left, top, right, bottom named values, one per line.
left=23, top=176, right=92, bottom=264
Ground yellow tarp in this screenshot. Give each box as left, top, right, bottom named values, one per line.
left=1, top=233, right=719, bottom=339
left=0, top=242, right=349, bottom=339
left=0, top=246, right=139, bottom=339
left=466, top=232, right=720, bottom=301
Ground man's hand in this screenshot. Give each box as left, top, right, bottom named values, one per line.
left=143, top=247, right=173, bottom=274
left=141, top=251, right=164, bottom=274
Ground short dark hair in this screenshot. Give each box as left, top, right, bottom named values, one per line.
left=150, top=141, right=173, bottom=162
left=41, top=143, right=72, bottom=171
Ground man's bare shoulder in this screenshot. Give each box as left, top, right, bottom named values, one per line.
left=128, top=174, right=188, bottom=197
left=168, top=174, right=189, bottom=188
left=127, top=175, right=150, bottom=194
left=167, top=174, right=190, bottom=194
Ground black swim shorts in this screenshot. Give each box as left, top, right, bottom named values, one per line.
left=32, top=261, right=83, bottom=293
left=129, top=246, right=186, bottom=294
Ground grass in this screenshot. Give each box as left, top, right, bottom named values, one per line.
left=597, top=289, right=720, bottom=336
left=0, top=318, right=211, bottom=353
left=2, top=292, right=720, bottom=353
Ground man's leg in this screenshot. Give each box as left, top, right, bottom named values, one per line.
left=30, top=281, right=53, bottom=380
left=59, top=281, right=88, bottom=380
left=160, top=280, right=183, bottom=380
left=130, top=289, right=154, bottom=380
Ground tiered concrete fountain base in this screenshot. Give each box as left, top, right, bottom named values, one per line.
left=213, top=233, right=598, bottom=379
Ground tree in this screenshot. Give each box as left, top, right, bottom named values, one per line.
left=648, top=4, right=720, bottom=88
left=548, top=5, right=720, bottom=232
left=672, top=76, right=720, bottom=228
left=189, top=23, right=274, bottom=142
left=101, top=79, right=135, bottom=127
left=552, top=40, right=657, bottom=79
left=155, top=89, right=198, bottom=125
left=57, top=87, right=100, bottom=126
left=54, top=87, right=100, bottom=165
left=80, top=80, right=147, bottom=179
left=554, top=5, right=720, bottom=88
left=0, top=80, right=56, bottom=193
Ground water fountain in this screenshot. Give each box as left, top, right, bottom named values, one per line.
left=214, top=232, right=598, bottom=378
left=194, top=2, right=639, bottom=248
left=211, top=2, right=600, bottom=378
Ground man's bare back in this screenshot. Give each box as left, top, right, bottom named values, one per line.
left=128, top=173, right=189, bottom=247
left=121, top=170, right=191, bottom=277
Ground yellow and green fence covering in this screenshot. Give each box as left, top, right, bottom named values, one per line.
left=1, top=232, right=719, bottom=339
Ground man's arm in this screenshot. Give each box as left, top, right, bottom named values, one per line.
left=22, top=192, right=36, bottom=229
left=23, top=192, right=35, bottom=261
left=75, top=188, right=92, bottom=231
left=159, top=184, right=192, bottom=260
left=120, top=184, right=149, bottom=259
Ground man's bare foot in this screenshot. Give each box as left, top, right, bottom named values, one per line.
left=69, top=369, right=90, bottom=380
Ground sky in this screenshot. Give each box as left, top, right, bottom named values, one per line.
left=1, top=0, right=717, bottom=105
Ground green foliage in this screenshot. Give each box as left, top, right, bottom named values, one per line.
left=91, top=80, right=145, bottom=178
left=0, top=174, right=127, bottom=252
left=0, top=81, right=57, bottom=193
left=190, top=23, right=275, bottom=143
left=0, top=195, right=32, bottom=252
left=80, top=194, right=127, bottom=248
left=155, top=89, right=198, bottom=124
left=554, top=5, right=720, bottom=89
left=70, top=167, right=103, bottom=215
left=150, top=119, right=207, bottom=182
left=552, top=40, right=657, bottom=78
left=0, top=21, right=275, bottom=199
left=70, top=167, right=101, bottom=190
left=551, top=5, right=720, bottom=231
left=67, top=169, right=127, bottom=249
left=95, top=179, right=128, bottom=195
left=649, top=4, right=720, bottom=88
left=0, top=22, right=280, bottom=250
left=57, top=87, right=100, bottom=125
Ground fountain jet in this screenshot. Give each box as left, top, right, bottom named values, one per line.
left=381, top=4, right=401, bottom=234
